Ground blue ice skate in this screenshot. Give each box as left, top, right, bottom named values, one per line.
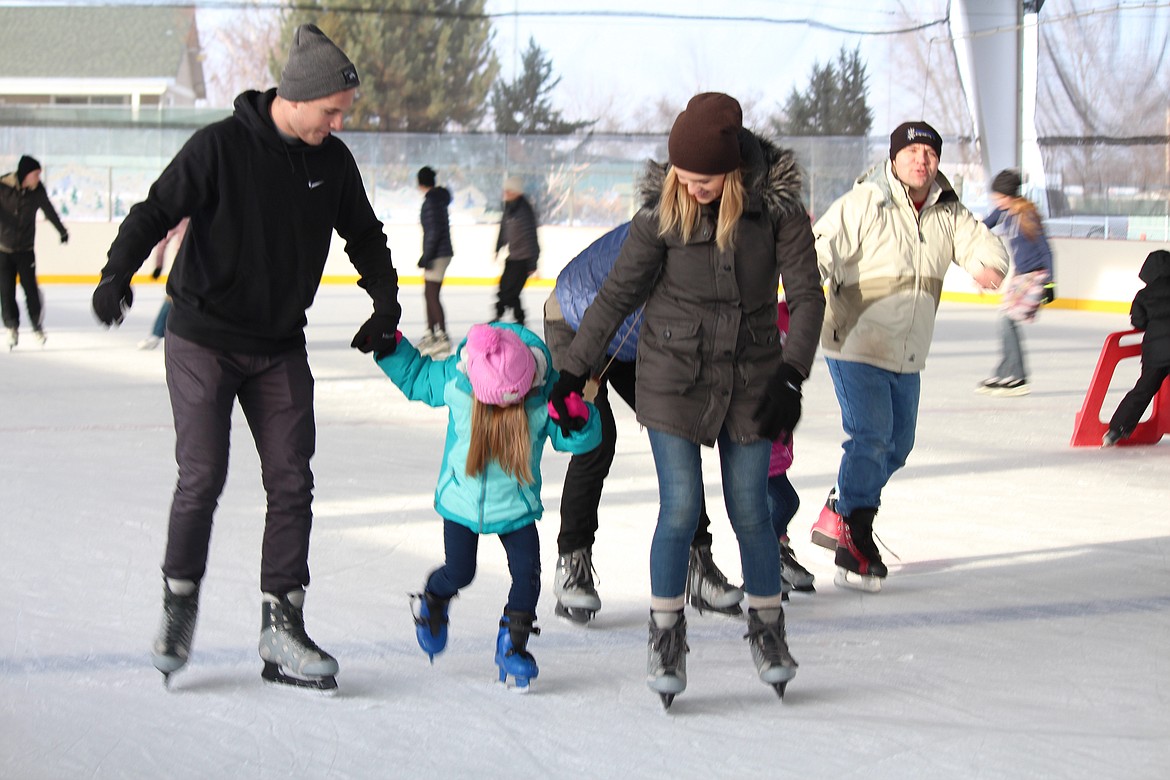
left=495, top=610, right=540, bottom=692
left=412, top=591, right=451, bottom=662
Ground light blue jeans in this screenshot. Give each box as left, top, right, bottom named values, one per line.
left=646, top=425, right=780, bottom=599
left=826, top=358, right=921, bottom=518
left=994, top=316, right=1026, bottom=380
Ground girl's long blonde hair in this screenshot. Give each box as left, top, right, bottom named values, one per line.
left=1005, top=196, right=1043, bottom=241
left=466, top=398, right=534, bottom=485
left=657, top=166, right=745, bottom=252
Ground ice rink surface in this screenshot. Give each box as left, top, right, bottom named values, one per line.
left=2, top=284, right=1167, bottom=779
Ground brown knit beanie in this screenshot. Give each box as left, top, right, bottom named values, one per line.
left=668, top=93, right=743, bottom=175
left=277, top=24, right=360, bottom=102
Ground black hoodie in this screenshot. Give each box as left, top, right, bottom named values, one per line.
left=101, top=89, right=399, bottom=354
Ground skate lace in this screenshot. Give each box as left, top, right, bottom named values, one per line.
left=695, top=547, right=732, bottom=589
left=649, top=623, right=689, bottom=672
left=743, top=615, right=791, bottom=664
left=562, top=549, right=599, bottom=589
left=160, top=590, right=198, bottom=651
left=270, top=603, right=327, bottom=656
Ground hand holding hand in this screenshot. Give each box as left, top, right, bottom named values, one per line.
left=351, top=313, right=400, bottom=357
left=549, top=370, right=587, bottom=434
left=92, top=274, right=134, bottom=326
left=752, top=363, right=804, bottom=441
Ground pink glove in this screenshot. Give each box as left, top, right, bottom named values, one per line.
left=547, top=391, right=589, bottom=424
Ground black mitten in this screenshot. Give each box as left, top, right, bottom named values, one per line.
left=549, top=369, right=587, bottom=434
left=351, top=313, right=400, bottom=356
left=753, top=363, right=804, bottom=441
left=92, top=274, right=134, bottom=326
left=151, top=266, right=162, bottom=280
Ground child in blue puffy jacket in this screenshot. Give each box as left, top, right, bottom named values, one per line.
left=375, top=322, right=600, bottom=690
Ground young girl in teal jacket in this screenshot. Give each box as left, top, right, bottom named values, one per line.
left=376, top=322, right=600, bottom=690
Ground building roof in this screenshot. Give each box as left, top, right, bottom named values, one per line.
left=0, top=6, right=199, bottom=80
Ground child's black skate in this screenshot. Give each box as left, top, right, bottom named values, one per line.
left=685, top=544, right=743, bottom=616
left=553, top=547, right=601, bottom=624
left=495, top=610, right=540, bottom=692
left=646, top=609, right=688, bottom=710
left=258, top=590, right=338, bottom=691
left=151, top=577, right=200, bottom=687
left=744, top=607, right=798, bottom=699
left=780, top=539, right=816, bottom=593
left=411, top=591, right=451, bottom=662
left=834, top=508, right=887, bottom=593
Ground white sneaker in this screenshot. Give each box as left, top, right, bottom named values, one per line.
left=138, top=335, right=162, bottom=350
left=6, top=327, right=17, bottom=350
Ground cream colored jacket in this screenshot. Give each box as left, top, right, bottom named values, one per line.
left=814, top=161, right=1008, bottom=373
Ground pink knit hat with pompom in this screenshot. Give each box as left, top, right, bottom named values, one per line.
left=464, top=324, right=536, bottom=406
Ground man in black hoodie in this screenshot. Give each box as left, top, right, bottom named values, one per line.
left=92, top=24, right=401, bottom=690
left=0, top=155, right=69, bottom=349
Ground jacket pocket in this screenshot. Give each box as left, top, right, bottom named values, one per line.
left=638, top=316, right=702, bottom=394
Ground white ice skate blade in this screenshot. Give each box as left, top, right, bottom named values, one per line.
left=834, top=567, right=882, bottom=593
left=646, top=674, right=686, bottom=695
left=556, top=592, right=602, bottom=610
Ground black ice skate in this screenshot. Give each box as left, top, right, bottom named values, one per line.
left=834, top=508, right=887, bottom=593
left=553, top=547, right=601, bottom=624
left=258, top=590, right=339, bottom=691
left=744, top=607, right=798, bottom=699
left=685, top=545, right=743, bottom=616
left=646, top=609, right=688, bottom=710
left=151, top=577, right=200, bottom=687
left=780, top=539, right=816, bottom=593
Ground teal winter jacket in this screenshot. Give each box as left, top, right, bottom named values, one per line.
left=376, top=322, right=601, bottom=535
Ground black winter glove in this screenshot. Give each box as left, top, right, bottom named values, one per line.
left=92, top=274, right=134, bottom=326
left=59, top=230, right=69, bottom=245
left=549, top=369, right=588, bottom=435
left=351, top=313, right=399, bottom=358
left=150, top=266, right=162, bottom=280
left=753, top=363, right=804, bottom=441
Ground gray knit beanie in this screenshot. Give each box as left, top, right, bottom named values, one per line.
left=277, top=24, right=360, bottom=102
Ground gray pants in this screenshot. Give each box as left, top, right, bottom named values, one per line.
left=162, top=331, right=316, bottom=595
left=994, top=315, right=1027, bottom=381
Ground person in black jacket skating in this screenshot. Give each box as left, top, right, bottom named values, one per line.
left=0, top=155, right=68, bottom=349
left=91, top=24, right=401, bottom=690
left=1104, top=249, right=1170, bottom=446
left=416, top=165, right=453, bottom=357
left=494, top=176, right=539, bottom=326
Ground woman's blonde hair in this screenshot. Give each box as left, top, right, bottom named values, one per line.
left=657, top=166, right=745, bottom=252
left=466, top=398, right=534, bottom=485
left=1005, top=196, right=1043, bottom=242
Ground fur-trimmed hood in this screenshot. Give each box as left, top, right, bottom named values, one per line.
left=636, top=129, right=807, bottom=221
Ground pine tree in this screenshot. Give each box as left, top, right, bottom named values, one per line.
left=278, top=1, right=498, bottom=132
left=774, top=46, right=873, bottom=137
left=491, top=37, right=593, bottom=135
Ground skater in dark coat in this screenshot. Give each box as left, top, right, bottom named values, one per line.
left=494, top=176, right=539, bottom=325
left=92, top=24, right=401, bottom=690
left=549, top=92, right=825, bottom=706
left=1104, top=249, right=1170, bottom=446
left=0, top=155, right=69, bottom=348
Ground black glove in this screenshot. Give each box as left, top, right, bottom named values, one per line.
left=417, top=255, right=430, bottom=269
left=59, top=230, right=69, bottom=245
left=351, top=313, right=399, bottom=357
left=753, top=363, right=804, bottom=441
left=151, top=266, right=162, bottom=280
left=549, top=369, right=588, bottom=435
left=92, top=274, right=134, bottom=326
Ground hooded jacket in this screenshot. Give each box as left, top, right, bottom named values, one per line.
left=1133, top=249, right=1170, bottom=365
left=419, top=185, right=453, bottom=268
left=814, top=160, right=1009, bottom=373
left=100, top=89, right=400, bottom=355
left=0, top=173, right=68, bottom=253
left=495, top=195, right=540, bottom=262
left=558, top=131, right=826, bottom=447
left=376, top=323, right=601, bottom=535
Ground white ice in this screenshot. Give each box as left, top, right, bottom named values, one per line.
left=2, top=285, right=1167, bottom=779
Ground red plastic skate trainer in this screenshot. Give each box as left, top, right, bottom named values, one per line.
left=1070, top=329, right=1170, bottom=447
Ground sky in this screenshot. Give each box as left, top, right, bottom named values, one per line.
left=2, top=284, right=1168, bottom=779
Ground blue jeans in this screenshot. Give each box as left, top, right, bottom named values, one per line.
left=826, top=358, right=921, bottom=518
left=767, top=473, right=800, bottom=540
left=646, top=426, right=780, bottom=599
left=426, top=519, right=541, bottom=615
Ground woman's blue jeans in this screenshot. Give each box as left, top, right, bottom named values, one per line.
left=646, top=425, right=780, bottom=599
left=826, top=358, right=921, bottom=518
